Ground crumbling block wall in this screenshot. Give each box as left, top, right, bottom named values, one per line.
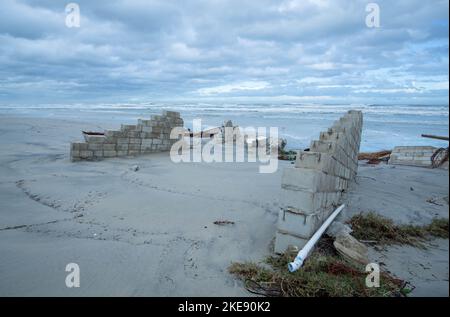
left=275, top=110, right=363, bottom=253
left=389, top=146, right=437, bottom=168
left=70, top=110, right=183, bottom=161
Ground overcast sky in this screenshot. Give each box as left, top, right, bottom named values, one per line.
left=0, top=0, right=448, bottom=105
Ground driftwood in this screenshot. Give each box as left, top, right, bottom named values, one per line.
left=358, top=150, right=391, bottom=161
left=421, top=134, right=449, bottom=141
left=82, top=131, right=105, bottom=136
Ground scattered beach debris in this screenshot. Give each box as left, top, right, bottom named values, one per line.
left=426, top=197, right=444, bottom=206
left=333, top=232, right=369, bottom=265
left=278, top=150, right=297, bottom=161
left=326, top=221, right=369, bottom=265
left=229, top=236, right=406, bottom=297
left=358, top=150, right=391, bottom=165
left=431, top=147, right=449, bottom=168
left=347, top=212, right=449, bottom=247
left=421, top=133, right=449, bottom=168
left=285, top=245, right=299, bottom=257
left=277, top=139, right=298, bottom=161
left=326, top=221, right=352, bottom=238
left=131, top=165, right=140, bottom=172
left=213, top=220, right=235, bottom=226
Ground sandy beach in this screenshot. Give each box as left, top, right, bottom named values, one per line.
left=0, top=115, right=447, bottom=296
left=345, top=163, right=449, bottom=297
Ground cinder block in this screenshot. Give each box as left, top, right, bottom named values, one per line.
left=103, top=144, right=116, bottom=151
left=70, top=149, right=80, bottom=159
left=105, top=130, right=123, bottom=138
left=129, top=138, right=141, bottom=144
left=141, top=126, right=153, bottom=133
left=326, top=192, right=341, bottom=206
left=128, top=150, right=140, bottom=156
left=84, top=135, right=105, bottom=143
left=295, top=151, right=349, bottom=179
left=139, top=132, right=151, bottom=139
left=105, top=136, right=117, bottom=144
left=71, top=142, right=88, bottom=151
left=151, top=115, right=162, bottom=121
left=127, top=131, right=140, bottom=138
left=162, top=110, right=180, bottom=118
left=172, top=118, right=184, bottom=126
left=138, top=119, right=152, bottom=126
left=151, top=127, right=162, bottom=134
left=117, top=138, right=129, bottom=145
left=141, top=139, right=153, bottom=146
left=393, top=146, right=436, bottom=153
left=116, top=144, right=129, bottom=151
left=103, top=150, right=117, bottom=157
left=276, top=208, right=333, bottom=239
left=310, top=140, right=337, bottom=155
left=389, top=158, right=431, bottom=167
left=280, top=188, right=325, bottom=214
left=80, top=150, right=94, bottom=159
left=121, top=124, right=137, bottom=131
left=117, top=151, right=128, bottom=156
left=128, top=143, right=141, bottom=151
left=88, top=143, right=104, bottom=151
left=93, top=150, right=103, bottom=157
left=281, top=167, right=338, bottom=193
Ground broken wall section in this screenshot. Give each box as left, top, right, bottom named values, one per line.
left=389, top=146, right=438, bottom=168
left=275, top=110, right=363, bottom=253
left=70, top=110, right=183, bottom=161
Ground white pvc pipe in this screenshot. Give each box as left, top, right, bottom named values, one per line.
left=288, top=204, right=345, bottom=272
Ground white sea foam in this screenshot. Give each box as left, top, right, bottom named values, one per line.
left=0, top=102, right=447, bottom=152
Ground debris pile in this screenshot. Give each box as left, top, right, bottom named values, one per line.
left=229, top=235, right=406, bottom=297
left=358, top=150, right=391, bottom=164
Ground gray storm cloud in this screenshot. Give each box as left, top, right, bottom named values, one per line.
left=0, top=0, right=448, bottom=105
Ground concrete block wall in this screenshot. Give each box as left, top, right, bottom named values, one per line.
left=388, top=146, right=436, bottom=168
left=70, top=110, right=183, bottom=161
left=274, top=110, right=363, bottom=253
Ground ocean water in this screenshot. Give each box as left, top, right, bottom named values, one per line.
left=0, top=103, right=448, bottom=152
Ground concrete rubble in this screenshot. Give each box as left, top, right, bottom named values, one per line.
left=333, top=232, right=369, bottom=265
left=70, top=110, right=183, bottom=161
left=275, top=110, right=363, bottom=253
left=389, top=146, right=438, bottom=168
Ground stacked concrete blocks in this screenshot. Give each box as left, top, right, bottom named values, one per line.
left=70, top=110, right=183, bottom=161
left=274, top=110, right=363, bottom=253
left=389, top=146, right=437, bottom=168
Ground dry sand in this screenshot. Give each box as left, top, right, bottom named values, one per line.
left=0, top=116, right=448, bottom=296
left=0, top=116, right=286, bottom=296
left=342, top=163, right=449, bottom=297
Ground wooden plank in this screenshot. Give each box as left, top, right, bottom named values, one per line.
left=421, top=134, right=449, bottom=141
